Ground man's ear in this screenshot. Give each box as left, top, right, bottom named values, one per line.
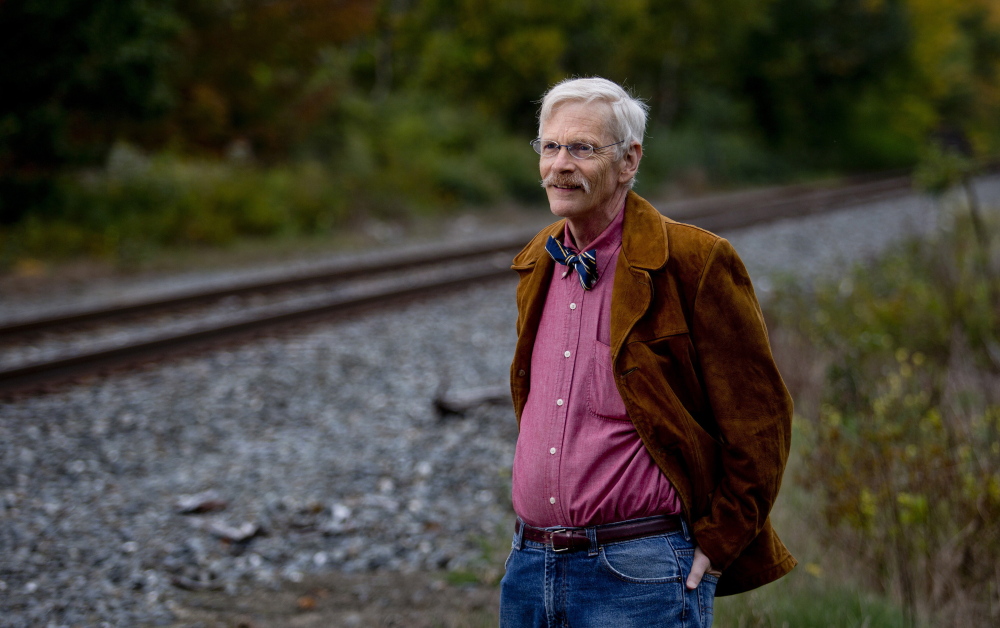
left=618, top=142, right=643, bottom=184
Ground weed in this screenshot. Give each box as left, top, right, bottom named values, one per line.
left=768, top=208, right=1000, bottom=627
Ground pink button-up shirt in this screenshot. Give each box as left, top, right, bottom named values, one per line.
left=511, top=206, right=682, bottom=528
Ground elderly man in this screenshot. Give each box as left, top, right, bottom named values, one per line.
left=500, top=77, right=796, bottom=627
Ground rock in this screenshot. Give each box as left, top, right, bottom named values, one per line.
left=205, top=520, right=263, bottom=544
left=175, top=491, right=228, bottom=515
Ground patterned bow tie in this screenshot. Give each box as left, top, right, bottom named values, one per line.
left=545, top=236, right=599, bottom=290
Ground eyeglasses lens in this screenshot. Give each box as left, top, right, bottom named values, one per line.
left=531, top=140, right=595, bottom=159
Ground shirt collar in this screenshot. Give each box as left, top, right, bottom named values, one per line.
left=561, top=201, right=625, bottom=276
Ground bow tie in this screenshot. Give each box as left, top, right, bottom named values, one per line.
left=545, top=236, right=599, bottom=290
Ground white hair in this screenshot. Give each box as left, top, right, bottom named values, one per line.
left=537, top=77, right=649, bottom=162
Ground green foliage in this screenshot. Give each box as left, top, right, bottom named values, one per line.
left=0, top=150, right=349, bottom=266
left=913, top=146, right=979, bottom=195
left=0, top=122, right=539, bottom=268
left=388, top=0, right=777, bottom=132
left=390, top=0, right=569, bottom=130
left=323, top=93, right=539, bottom=215
left=771, top=213, right=1000, bottom=625
left=165, top=0, right=376, bottom=157
left=0, top=0, right=180, bottom=170
left=636, top=90, right=798, bottom=193
left=5, top=0, right=1000, bottom=264
left=716, top=571, right=911, bottom=628
left=6, top=0, right=1000, bottom=178
left=734, top=0, right=917, bottom=168
left=0, top=0, right=182, bottom=224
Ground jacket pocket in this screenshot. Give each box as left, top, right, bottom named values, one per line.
left=628, top=333, right=720, bottom=443
left=587, top=340, right=630, bottom=421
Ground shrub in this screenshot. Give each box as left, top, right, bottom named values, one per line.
left=0, top=97, right=542, bottom=269
left=0, top=153, right=353, bottom=266
left=326, top=92, right=539, bottom=214
left=771, top=210, right=1000, bottom=627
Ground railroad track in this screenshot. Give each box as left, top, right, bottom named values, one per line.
left=0, top=172, right=932, bottom=393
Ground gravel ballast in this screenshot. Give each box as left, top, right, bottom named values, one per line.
left=1, top=282, right=521, bottom=627
left=1, top=178, right=997, bottom=626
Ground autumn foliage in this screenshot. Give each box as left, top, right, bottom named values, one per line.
left=773, top=206, right=1000, bottom=626
left=2, top=0, right=1000, bottom=262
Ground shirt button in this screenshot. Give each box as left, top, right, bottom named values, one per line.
left=549, top=497, right=556, bottom=505
left=549, top=447, right=557, bottom=455
left=563, top=351, right=571, bottom=358
left=569, top=303, right=577, bottom=310
left=556, top=399, right=564, bottom=406
left=517, top=369, right=526, bottom=377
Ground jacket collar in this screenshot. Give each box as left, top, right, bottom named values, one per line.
left=620, top=190, right=670, bottom=271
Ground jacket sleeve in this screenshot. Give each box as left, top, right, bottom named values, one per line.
left=688, top=238, right=793, bottom=570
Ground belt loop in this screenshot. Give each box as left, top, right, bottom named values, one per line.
left=586, top=526, right=599, bottom=556
left=680, top=517, right=691, bottom=542
left=514, top=518, right=525, bottom=550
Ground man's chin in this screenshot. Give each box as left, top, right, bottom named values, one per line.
left=546, top=191, right=585, bottom=217
left=547, top=202, right=583, bottom=219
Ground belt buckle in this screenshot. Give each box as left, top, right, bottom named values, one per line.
left=548, top=529, right=571, bottom=553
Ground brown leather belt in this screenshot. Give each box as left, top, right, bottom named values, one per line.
left=516, top=515, right=683, bottom=553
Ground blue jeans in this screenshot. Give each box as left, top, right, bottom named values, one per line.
left=499, top=519, right=717, bottom=627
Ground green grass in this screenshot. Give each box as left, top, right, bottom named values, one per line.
left=715, top=570, right=910, bottom=628
left=707, top=414, right=913, bottom=628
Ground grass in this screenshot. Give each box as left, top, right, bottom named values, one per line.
left=711, top=412, right=913, bottom=628
left=715, top=573, right=910, bottom=628
left=751, top=200, right=1000, bottom=628
left=714, top=570, right=907, bottom=628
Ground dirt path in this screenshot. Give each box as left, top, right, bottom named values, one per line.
left=162, top=570, right=501, bottom=627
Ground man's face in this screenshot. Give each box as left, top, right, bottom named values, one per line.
left=539, top=101, right=626, bottom=223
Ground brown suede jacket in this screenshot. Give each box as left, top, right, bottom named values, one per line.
left=509, top=191, right=796, bottom=596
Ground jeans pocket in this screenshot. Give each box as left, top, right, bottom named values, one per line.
left=504, top=533, right=520, bottom=571
left=598, top=535, right=684, bottom=583
left=698, top=572, right=718, bottom=625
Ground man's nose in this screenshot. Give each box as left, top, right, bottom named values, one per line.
left=551, top=146, right=577, bottom=170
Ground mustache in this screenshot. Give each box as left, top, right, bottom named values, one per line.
left=541, top=173, right=591, bottom=193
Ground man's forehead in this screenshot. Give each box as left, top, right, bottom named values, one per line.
left=542, top=101, right=612, bottom=139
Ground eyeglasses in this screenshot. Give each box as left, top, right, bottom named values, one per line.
left=530, top=138, right=626, bottom=159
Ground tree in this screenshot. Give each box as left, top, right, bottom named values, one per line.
left=165, top=0, right=376, bottom=158
left=0, top=0, right=180, bottom=222
left=734, top=0, right=915, bottom=168
left=387, top=0, right=775, bottom=132
left=905, top=0, right=1000, bottom=155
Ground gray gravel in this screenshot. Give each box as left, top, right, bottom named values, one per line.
left=1, top=282, right=521, bottom=627
left=726, top=175, right=1000, bottom=297
left=1, top=177, right=997, bottom=627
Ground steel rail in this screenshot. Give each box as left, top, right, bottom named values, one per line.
left=677, top=175, right=914, bottom=231
left=0, top=263, right=513, bottom=393
left=0, top=232, right=536, bottom=338
left=0, top=170, right=951, bottom=394
left=662, top=170, right=908, bottom=218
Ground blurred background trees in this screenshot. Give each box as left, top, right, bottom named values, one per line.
left=2, top=0, right=1000, bottom=262
left=0, top=0, right=180, bottom=224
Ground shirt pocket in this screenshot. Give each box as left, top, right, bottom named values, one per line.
left=587, top=339, right=630, bottom=422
